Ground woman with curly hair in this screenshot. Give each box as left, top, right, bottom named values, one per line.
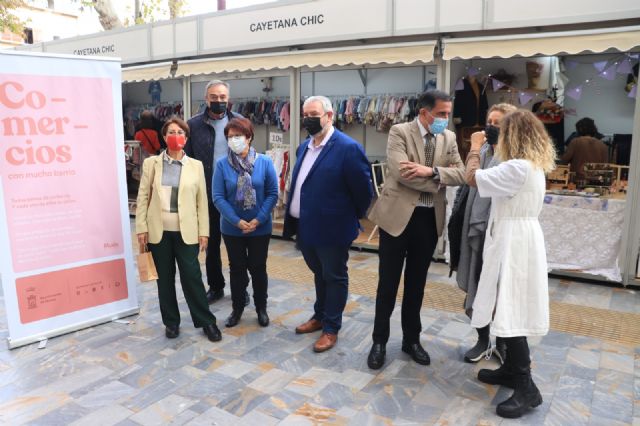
left=465, top=109, right=556, bottom=419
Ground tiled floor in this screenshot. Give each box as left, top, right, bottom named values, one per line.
left=0, top=234, right=639, bottom=425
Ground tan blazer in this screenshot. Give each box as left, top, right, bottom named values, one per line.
left=368, top=121, right=465, bottom=237
left=135, top=154, right=209, bottom=244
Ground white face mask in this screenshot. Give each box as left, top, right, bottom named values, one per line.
left=227, top=136, right=248, bottom=154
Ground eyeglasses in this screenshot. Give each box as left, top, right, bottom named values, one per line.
left=167, top=131, right=186, bottom=135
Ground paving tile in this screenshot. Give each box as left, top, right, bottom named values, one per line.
left=254, top=389, right=308, bottom=420
left=185, top=406, right=239, bottom=425
left=129, top=394, right=196, bottom=426
left=247, top=368, right=296, bottom=394
left=590, top=390, right=633, bottom=423
left=69, top=405, right=134, bottom=426
left=600, top=351, right=635, bottom=374
left=214, top=359, right=257, bottom=379
left=567, top=347, right=601, bottom=369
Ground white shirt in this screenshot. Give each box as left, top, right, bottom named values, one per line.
left=289, top=126, right=335, bottom=218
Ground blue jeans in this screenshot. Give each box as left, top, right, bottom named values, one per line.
left=299, top=244, right=350, bottom=334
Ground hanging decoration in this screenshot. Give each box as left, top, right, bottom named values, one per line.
left=592, top=60, right=608, bottom=72
left=599, top=64, right=617, bottom=81
left=518, top=91, right=535, bottom=105
left=616, top=57, right=634, bottom=74
left=565, top=85, right=584, bottom=101
left=492, top=78, right=506, bottom=91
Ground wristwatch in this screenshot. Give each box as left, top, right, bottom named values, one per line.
left=432, top=167, right=440, bottom=182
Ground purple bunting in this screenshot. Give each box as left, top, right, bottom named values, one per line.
left=518, top=92, right=534, bottom=105
left=492, top=78, right=506, bottom=91
left=467, top=67, right=479, bottom=77
left=593, top=61, right=608, bottom=72
left=629, top=85, right=637, bottom=99
left=617, top=59, right=633, bottom=75
left=564, top=60, right=578, bottom=70
left=599, top=64, right=617, bottom=81
left=565, top=85, right=583, bottom=101
left=455, top=78, right=464, bottom=91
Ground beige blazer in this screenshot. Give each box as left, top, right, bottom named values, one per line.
left=135, top=154, right=209, bottom=244
left=368, top=121, right=465, bottom=237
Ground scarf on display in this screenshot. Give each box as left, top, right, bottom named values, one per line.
left=227, top=147, right=257, bottom=210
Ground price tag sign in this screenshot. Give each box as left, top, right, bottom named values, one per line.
left=270, top=132, right=284, bottom=145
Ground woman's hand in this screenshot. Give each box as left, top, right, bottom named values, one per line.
left=243, top=218, right=260, bottom=234
left=238, top=219, right=251, bottom=231
left=470, top=131, right=486, bottom=151
left=199, top=236, right=208, bottom=252
left=137, top=233, right=148, bottom=253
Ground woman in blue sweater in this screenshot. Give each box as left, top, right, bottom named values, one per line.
left=213, top=117, right=278, bottom=328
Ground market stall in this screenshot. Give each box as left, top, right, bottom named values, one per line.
left=442, top=28, right=640, bottom=285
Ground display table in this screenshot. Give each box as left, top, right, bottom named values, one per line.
left=539, top=193, right=625, bottom=282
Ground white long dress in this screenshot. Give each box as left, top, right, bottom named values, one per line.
left=470, top=159, right=549, bottom=337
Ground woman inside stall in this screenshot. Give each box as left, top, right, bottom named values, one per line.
left=561, top=117, right=608, bottom=181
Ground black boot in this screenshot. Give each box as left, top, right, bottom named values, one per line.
left=494, top=336, right=507, bottom=365
left=496, top=337, right=543, bottom=419
left=464, top=325, right=491, bottom=363
left=225, top=310, right=243, bottom=328
left=477, top=361, right=515, bottom=388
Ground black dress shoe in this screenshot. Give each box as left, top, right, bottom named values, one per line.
left=244, top=290, right=250, bottom=307
left=206, top=289, right=224, bottom=304
left=402, top=342, right=431, bottom=365
left=225, top=310, right=243, bottom=328
left=256, top=308, right=269, bottom=327
left=165, top=325, right=179, bottom=339
left=203, top=323, right=222, bottom=342
left=367, top=343, right=386, bottom=370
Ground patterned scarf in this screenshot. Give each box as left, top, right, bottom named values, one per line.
left=227, top=147, right=257, bottom=210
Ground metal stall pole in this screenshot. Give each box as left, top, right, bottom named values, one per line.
left=183, top=75, right=191, bottom=119
left=620, top=81, right=640, bottom=286
left=289, top=67, right=302, bottom=164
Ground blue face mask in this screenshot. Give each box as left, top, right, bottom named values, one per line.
left=429, top=117, right=449, bottom=134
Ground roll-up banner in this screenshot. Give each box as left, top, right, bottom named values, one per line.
left=0, top=51, right=139, bottom=349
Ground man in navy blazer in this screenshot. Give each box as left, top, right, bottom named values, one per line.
left=283, top=95, right=373, bottom=353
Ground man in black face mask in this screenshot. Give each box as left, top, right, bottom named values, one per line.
left=185, top=80, right=244, bottom=304
left=283, top=96, right=373, bottom=353
left=455, top=103, right=517, bottom=367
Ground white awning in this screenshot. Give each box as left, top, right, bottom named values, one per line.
left=121, top=63, right=173, bottom=83
left=443, top=27, right=640, bottom=60
left=174, top=42, right=437, bottom=78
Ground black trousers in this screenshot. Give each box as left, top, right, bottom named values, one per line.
left=222, top=234, right=270, bottom=311
left=373, top=207, right=439, bottom=345
left=206, top=203, right=226, bottom=291
left=149, top=231, right=217, bottom=328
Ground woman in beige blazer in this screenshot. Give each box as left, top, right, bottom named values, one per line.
left=136, top=117, right=221, bottom=343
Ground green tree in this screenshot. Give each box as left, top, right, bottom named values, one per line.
left=0, top=0, right=26, bottom=34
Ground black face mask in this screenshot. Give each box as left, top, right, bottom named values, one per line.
left=209, top=101, right=227, bottom=115
left=303, top=116, right=324, bottom=136
left=485, top=125, right=500, bottom=145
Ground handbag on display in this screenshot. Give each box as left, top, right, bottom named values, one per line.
left=137, top=246, right=158, bottom=282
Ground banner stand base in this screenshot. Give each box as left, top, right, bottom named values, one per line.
left=6, top=307, right=140, bottom=350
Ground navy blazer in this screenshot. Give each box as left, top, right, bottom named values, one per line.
left=283, top=128, right=373, bottom=247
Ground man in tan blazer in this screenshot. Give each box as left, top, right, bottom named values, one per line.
left=367, top=90, right=465, bottom=369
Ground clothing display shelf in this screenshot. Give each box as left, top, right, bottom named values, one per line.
left=323, top=93, right=422, bottom=130
left=194, top=97, right=292, bottom=131
left=124, top=101, right=184, bottom=139
left=265, top=143, right=291, bottom=221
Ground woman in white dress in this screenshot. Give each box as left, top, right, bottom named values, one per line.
left=465, top=109, right=556, bottom=419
